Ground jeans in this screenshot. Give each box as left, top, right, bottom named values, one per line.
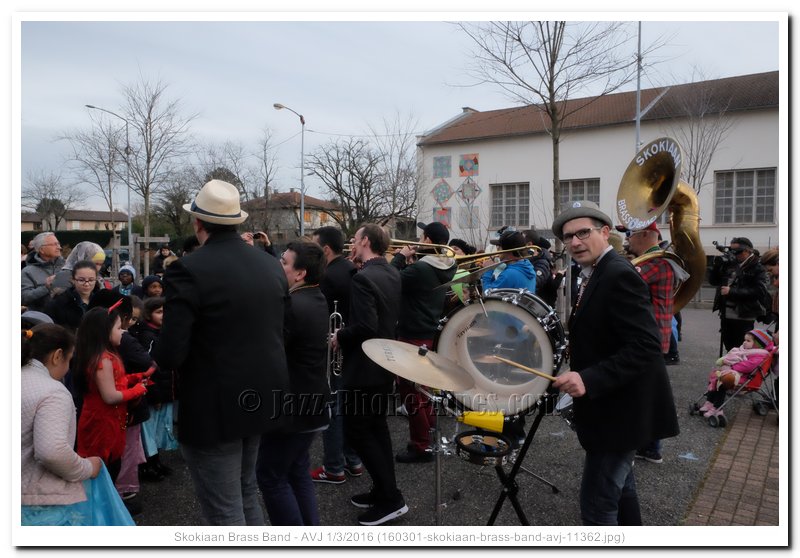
left=256, top=431, right=319, bottom=526
left=580, top=450, right=641, bottom=526
left=322, top=375, right=362, bottom=475
left=180, top=435, right=265, bottom=526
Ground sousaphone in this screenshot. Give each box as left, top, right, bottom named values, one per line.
left=616, top=137, right=706, bottom=311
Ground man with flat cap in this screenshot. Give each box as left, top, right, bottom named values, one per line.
left=153, top=179, right=290, bottom=526
left=550, top=200, right=679, bottom=526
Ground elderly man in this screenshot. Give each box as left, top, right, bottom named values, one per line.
left=709, top=236, right=770, bottom=351
left=550, top=200, right=679, bottom=526
left=21, top=232, right=64, bottom=311
left=152, top=179, right=291, bottom=526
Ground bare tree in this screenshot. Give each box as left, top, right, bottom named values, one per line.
left=61, top=118, right=126, bottom=273
left=22, top=170, right=82, bottom=230
left=307, top=137, right=383, bottom=237
left=251, top=128, right=280, bottom=232
left=663, top=70, right=736, bottom=194
left=458, top=21, right=653, bottom=219
left=369, top=113, right=420, bottom=228
left=153, top=167, right=201, bottom=238
left=122, top=76, right=196, bottom=274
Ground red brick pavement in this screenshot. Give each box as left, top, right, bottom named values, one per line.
left=683, top=404, right=779, bottom=526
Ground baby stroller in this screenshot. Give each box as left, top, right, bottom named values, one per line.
left=689, top=350, right=777, bottom=428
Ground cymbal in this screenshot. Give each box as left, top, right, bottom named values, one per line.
left=361, top=339, right=475, bottom=391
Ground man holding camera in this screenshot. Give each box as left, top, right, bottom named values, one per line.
left=709, top=237, right=770, bottom=352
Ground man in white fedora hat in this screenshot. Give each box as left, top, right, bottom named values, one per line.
left=153, top=179, right=291, bottom=525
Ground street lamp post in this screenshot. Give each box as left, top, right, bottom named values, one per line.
left=273, top=103, right=306, bottom=237
left=85, top=104, right=133, bottom=264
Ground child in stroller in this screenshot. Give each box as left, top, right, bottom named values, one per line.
left=697, top=329, right=774, bottom=421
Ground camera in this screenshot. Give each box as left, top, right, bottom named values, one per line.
left=712, top=241, right=738, bottom=264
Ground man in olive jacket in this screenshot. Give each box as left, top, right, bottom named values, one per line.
left=551, top=201, right=679, bottom=526
left=153, top=180, right=290, bottom=526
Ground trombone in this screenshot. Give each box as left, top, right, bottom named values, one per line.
left=344, top=238, right=457, bottom=259
left=454, top=246, right=539, bottom=269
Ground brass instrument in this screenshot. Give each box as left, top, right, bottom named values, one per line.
left=616, top=137, right=706, bottom=311
left=343, top=238, right=456, bottom=259
left=326, top=301, right=344, bottom=379
left=454, top=246, right=537, bottom=270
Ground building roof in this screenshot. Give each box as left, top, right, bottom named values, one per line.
left=21, top=209, right=129, bottom=222
left=419, top=71, right=778, bottom=146
left=243, top=191, right=341, bottom=211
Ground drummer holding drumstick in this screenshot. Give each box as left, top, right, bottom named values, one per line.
left=550, top=201, right=679, bottom=527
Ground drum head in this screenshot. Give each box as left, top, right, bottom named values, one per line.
left=435, top=292, right=561, bottom=415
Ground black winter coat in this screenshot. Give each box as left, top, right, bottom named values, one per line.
left=152, top=230, right=291, bottom=446
left=391, top=253, right=456, bottom=339
left=130, top=322, right=175, bottom=405
left=43, top=287, right=90, bottom=332
left=709, top=254, right=770, bottom=321
left=337, top=257, right=401, bottom=389
left=283, top=286, right=332, bottom=432
left=568, top=250, right=679, bottom=452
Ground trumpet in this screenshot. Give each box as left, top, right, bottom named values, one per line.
left=326, top=301, right=344, bottom=379
left=344, top=238, right=457, bottom=259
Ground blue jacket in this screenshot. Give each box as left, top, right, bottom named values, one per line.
left=482, top=259, right=536, bottom=293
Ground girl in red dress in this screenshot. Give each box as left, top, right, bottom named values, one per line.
left=74, top=306, right=152, bottom=481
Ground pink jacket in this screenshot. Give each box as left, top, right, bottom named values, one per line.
left=720, top=346, right=772, bottom=375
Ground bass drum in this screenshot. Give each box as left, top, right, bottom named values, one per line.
left=434, top=289, right=566, bottom=416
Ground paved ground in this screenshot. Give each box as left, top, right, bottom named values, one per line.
left=133, top=307, right=780, bottom=528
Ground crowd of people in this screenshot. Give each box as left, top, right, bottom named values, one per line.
left=20, top=181, right=778, bottom=528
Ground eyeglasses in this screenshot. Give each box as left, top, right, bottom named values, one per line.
left=41, top=243, right=61, bottom=248
left=73, top=278, right=97, bottom=285
left=563, top=227, right=602, bottom=242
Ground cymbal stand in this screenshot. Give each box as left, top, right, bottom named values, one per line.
left=487, top=397, right=558, bottom=526
left=418, top=387, right=456, bottom=526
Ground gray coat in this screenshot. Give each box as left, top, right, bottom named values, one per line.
left=21, top=254, right=65, bottom=311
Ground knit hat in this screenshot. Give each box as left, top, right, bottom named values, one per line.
left=748, top=329, right=772, bottom=348
left=119, top=264, right=136, bottom=280
left=142, top=275, right=163, bottom=292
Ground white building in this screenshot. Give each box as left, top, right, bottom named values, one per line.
left=416, top=71, right=779, bottom=254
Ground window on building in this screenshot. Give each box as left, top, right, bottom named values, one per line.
left=558, top=178, right=600, bottom=207
left=303, top=210, right=312, bottom=224
left=490, top=183, right=529, bottom=228
left=714, top=168, right=776, bottom=224
left=71, top=221, right=81, bottom=230
left=320, top=212, right=328, bottom=224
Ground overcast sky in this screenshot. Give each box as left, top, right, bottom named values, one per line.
left=17, top=15, right=784, bottom=211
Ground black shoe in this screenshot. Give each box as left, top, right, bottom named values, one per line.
left=357, top=500, right=408, bottom=526
left=121, top=492, right=143, bottom=516
left=350, top=491, right=377, bottom=509
left=635, top=449, right=663, bottom=464
left=395, top=449, right=433, bottom=463
left=138, top=464, right=165, bottom=482
left=664, top=356, right=680, bottom=366
left=153, top=462, right=173, bottom=477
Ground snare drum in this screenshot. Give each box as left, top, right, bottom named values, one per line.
left=434, top=289, right=566, bottom=416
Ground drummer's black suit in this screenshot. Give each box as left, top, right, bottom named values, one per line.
left=568, top=248, right=679, bottom=525
left=336, top=256, right=404, bottom=509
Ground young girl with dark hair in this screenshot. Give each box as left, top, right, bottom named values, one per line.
left=21, top=323, right=134, bottom=526
left=73, top=307, right=152, bottom=481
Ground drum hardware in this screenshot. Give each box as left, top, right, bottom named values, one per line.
left=490, top=355, right=558, bottom=382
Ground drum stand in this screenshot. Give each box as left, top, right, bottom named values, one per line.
left=487, top=398, right=558, bottom=526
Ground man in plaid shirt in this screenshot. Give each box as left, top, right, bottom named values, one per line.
left=622, top=221, right=678, bottom=464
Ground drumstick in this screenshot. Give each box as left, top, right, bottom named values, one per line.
left=491, top=355, right=557, bottom=382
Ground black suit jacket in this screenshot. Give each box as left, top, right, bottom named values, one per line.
left=153, top=230, right=291, bottom=446
left=337, top=257, right=401, bottom=389
left=568, top=249, right=679, bottom=452
left=320, top=255, right=356, bottom=325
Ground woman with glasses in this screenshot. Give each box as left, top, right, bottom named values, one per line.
left=44, top=261, right=99, bottom=331
left=51, top=242, right=109, bottom=294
